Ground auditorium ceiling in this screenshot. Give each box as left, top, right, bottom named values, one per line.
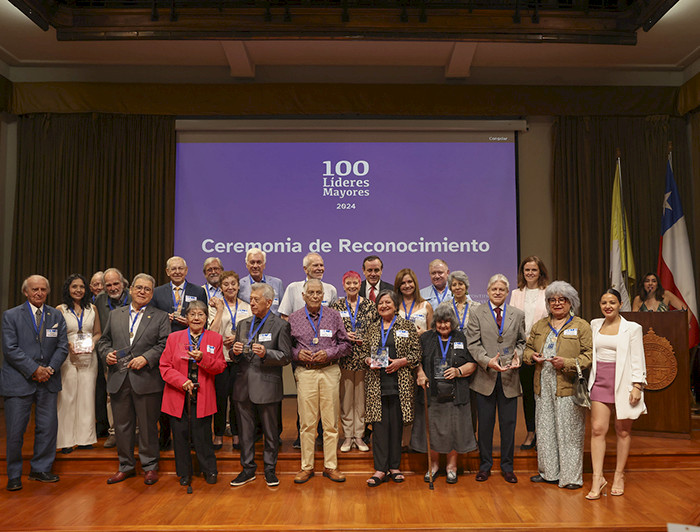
left=0, top=0, right=699, bottom=84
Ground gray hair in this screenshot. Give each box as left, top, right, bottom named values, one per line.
left=545, top=281, right=580, bottom=315
left=202, top=257, right=223, bottom=272
left=487, top=273, right=510, bottom=291
left=448, top=270, right=470, bottom=292
left=251, top=282, right=275, bottom=301
left=302, top=252, right=323, bottom=269
left=91, top=271, right=104, bottom=284
left=21, top=274, right=50, bottom=295
left=432, top=301, right=458, bottom=330
left=303, top=278, right=323, bottom=293
left=104, top=267, right=128, bottom=289
left=132, top=273, right=156, bottom=288
left=185, top=299, right=208, bottom=316
left=376, top=289, right=399, bottom=310
left=246, top=247, right=266, bottom=263
left=428, top=258, right=449, bottom=270
left=166, top=256, right=187, bottom=270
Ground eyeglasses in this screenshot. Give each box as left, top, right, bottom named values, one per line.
left=133, top=285, right=153, bottom=293
left=547, top=297, right=568, bottom=304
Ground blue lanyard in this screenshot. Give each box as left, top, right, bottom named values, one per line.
left=548, top=315, right=574, bottom=337
left=129, top=307, right=142, bottom=336
left=68, top=306, right=84, bottom=332
left=304, top=306, right=323, bottom=342
left=380, top=316, right=396, bottom=348
left=433, top=286, right=448, bottom=305
left=187, top=327, right=204, bottom=351
left=248, top=310, right=271, bottom=344
left=171, top=281, right=187, bottom=309
left=224, top=298, right=238, bottom=330
left=107, top=295, right=127, bottom=311
left=439, top=335, right=452, bottom=362
left=453, top=300, right=469, bottom=330
left=402, top=299, right=415, bottom=321
left=27, top=302, right=44, bottom=340
left=345, top=298, right=360, bottom=331
left=206, top=284, right=221, bottom=300
left=488, top=302, right=506, bottom=338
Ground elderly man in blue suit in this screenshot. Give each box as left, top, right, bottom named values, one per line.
left=1, top=275, right=68, bottom=491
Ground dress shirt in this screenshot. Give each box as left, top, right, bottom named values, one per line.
left=278, top=279, right=337, bottom=317
left=364, top=282, right=380, bottom=301
left=128, top=305, right=146, bottom=345
left=202, top=283, right=223, bottom=301
left=420, top=285, right=453, bottom=308
left=288, top=306, right=351, bottom=362
left=238, top=274, right=284, bottom=316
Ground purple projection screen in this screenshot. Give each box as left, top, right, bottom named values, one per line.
left=175, top=137, right=518, bottom=302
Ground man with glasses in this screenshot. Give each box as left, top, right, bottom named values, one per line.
left=97, top=274, right=170, bottom=486
left=201, top=257, right=224, bottom=302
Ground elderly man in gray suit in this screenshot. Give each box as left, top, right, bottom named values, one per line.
left=229, top=283, right=292, bottom=488
left=467, top=273, right=526, bottom=484
left=97, top=273, right=170, bottom=486
left=1, top=275, right=68, bottom=491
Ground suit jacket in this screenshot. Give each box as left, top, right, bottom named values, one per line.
left=94, top=291, right=131, bottom=331
left=359, top=280, right=394, bottom=300
left=466, top=302, right=526, bottom=399
left=232, top=313, right=292, bottom=405
left=1, top=303, right=68, bottom=396
left=589, top=317, right=647, bottom=420
left=97, top=304, right=170, bottom=395
left=238, top=274, right=284, bottom=316
left=152, top=281, right=207, bottom=332
left=160, top=329, right=226, bottom=418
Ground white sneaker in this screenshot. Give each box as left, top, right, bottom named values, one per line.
left=340, top=438, right=353, bottom=452
left=354, top=437, right=369, bottom=452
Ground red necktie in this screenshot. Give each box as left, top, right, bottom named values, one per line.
left=369, top=285, right=376, bottom=302
left=495, top=307, right=502, bottom=328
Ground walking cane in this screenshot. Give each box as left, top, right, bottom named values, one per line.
left=186, top=382, right=199, bottom=494
left=423, top=385, right=434, bottom=490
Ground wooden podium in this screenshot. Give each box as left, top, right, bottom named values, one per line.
left=621, top=311, right=691, bottom=437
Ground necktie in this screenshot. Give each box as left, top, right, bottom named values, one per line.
left=369, top=285, right=376, bottom=302
left=495, top=307, right=502, bottom=328
left=175, top=287, right=182, bottom=305
left=35, top=309, right=42, bottom=328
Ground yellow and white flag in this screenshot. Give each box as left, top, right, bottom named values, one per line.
left=610, top=157, right=636, bottom=310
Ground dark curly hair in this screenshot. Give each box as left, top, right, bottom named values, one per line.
left=61, top=274, right=92, bottom=309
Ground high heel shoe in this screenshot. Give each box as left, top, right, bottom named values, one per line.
left=585, top=474, right=608, bottom=500
left=611, top=470, right=625, bottom=496
left=519, top=434, right=537, bottom=450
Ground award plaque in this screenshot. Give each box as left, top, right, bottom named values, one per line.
left=242, top=343, right=252, bottom=355
left=499, top=347, right=514, bottom=368
left=435, top=359, right=450, bottom=380
left=371, top=347, right=389, bottom=369
left=115, top=347, right=133, bottom=373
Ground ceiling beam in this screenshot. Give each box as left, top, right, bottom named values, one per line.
left=444, top=42, right=478, bottom=79
left=220, top=41, right=255, bottom=78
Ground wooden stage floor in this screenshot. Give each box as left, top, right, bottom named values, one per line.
left=1, top=397, right=700, bottom=532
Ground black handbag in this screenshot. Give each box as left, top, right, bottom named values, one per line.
left=572, top=359, right=591, bottom=409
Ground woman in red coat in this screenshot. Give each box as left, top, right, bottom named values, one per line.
left=160, top=300, right=226, bottom=486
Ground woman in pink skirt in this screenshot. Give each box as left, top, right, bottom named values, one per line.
left=586, top=289, right=647, bottom=500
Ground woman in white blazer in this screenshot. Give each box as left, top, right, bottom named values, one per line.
left=586, top=289, right=647, bottom=500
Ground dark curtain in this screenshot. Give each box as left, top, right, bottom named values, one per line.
left=552, top=116, right=694, bottom=320
left=10, top=113, right=176, bottom=306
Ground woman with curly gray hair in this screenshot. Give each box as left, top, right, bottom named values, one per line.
left=523, top=281, right=592, bottom=490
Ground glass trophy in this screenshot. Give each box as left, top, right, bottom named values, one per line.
left=435, top=359, right=449, bottom=380
left=181, top=342, right=193, bottom=360
left=371, top=346, right=389, bottom=369
left=73, top=332, right=93, bottom=354
left=499, top=346, right=514, bottom=368
left=115, top=347, right=133, bottom=373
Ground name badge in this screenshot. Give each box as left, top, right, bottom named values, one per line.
left=454, top=341, right=464, bottom=350
left=396, top=329, right=409, bottom=338
left=46, top=328, right=58, bottom=338
left=273, top=297, right=279, bottom=305
left=185, top=295, right=197, bottom=302
left=259, top=333, right=272, bottom=342
left=322, top=300, right=328, bottom=306
left=563, top=328, right=578, bottom=337
left=339, top=311, right=350, bottom=318
left=320, top=329, right=333, bottom=338
left=239, top=308, right=249, bottom=314
left=206, top=345, right=215, bottom=354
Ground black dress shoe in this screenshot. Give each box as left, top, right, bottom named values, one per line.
left=530, top=474, right=558, bottom=484
left=6, top=478, right=22, bottom=491
left=61, top=447, right=74, bottom=454
left=502, top=471, right=518, bottom=484
left=205, top=472, right=217, bottom=485
left=180, top=476, right=191, bottom=486
left=563, top=483, right=582, bottom=490
left=213, top=443, right=223, bottom=450
left=29, top=471, right=60, bottom=483
left=475, top=470, right=491, bottom=482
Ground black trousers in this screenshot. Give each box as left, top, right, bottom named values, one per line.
left=519, top=363, right=536, bottom=433
left=213, top=363, right=237, bottom=437
left=476, top=374, right=517, bottom=473
left=371, top=394, right=402, bottom=472
left=94, top=358, right=109, bottom=436
left=235, top=399, right=280, bottom=473
left=170, top=411, right=217, bottom=478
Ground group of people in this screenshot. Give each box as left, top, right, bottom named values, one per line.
left=1, top=251, right=652, bottom=499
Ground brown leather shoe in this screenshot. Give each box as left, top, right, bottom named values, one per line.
left=144, top=470, right=159, bottom=485
left=323, top=468, right=346, bottom=483
left=293, top=469, right=314, bottom=484
left=107, top=469, right=136, bottom=484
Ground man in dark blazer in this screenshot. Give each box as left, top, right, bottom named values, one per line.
left=359, top=255, right=393, bottom=302
left=1, top=275, right=68, bottom=491
left=466, top=273, right=526, bottom=484
left=151, top=256, right=207, bottom=449
left=229, top=283, right=292, bottom=488
left=97, top=273, right=170, bottom=486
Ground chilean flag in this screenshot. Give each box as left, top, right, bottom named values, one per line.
left=657, top=158, right=699, bottom=348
